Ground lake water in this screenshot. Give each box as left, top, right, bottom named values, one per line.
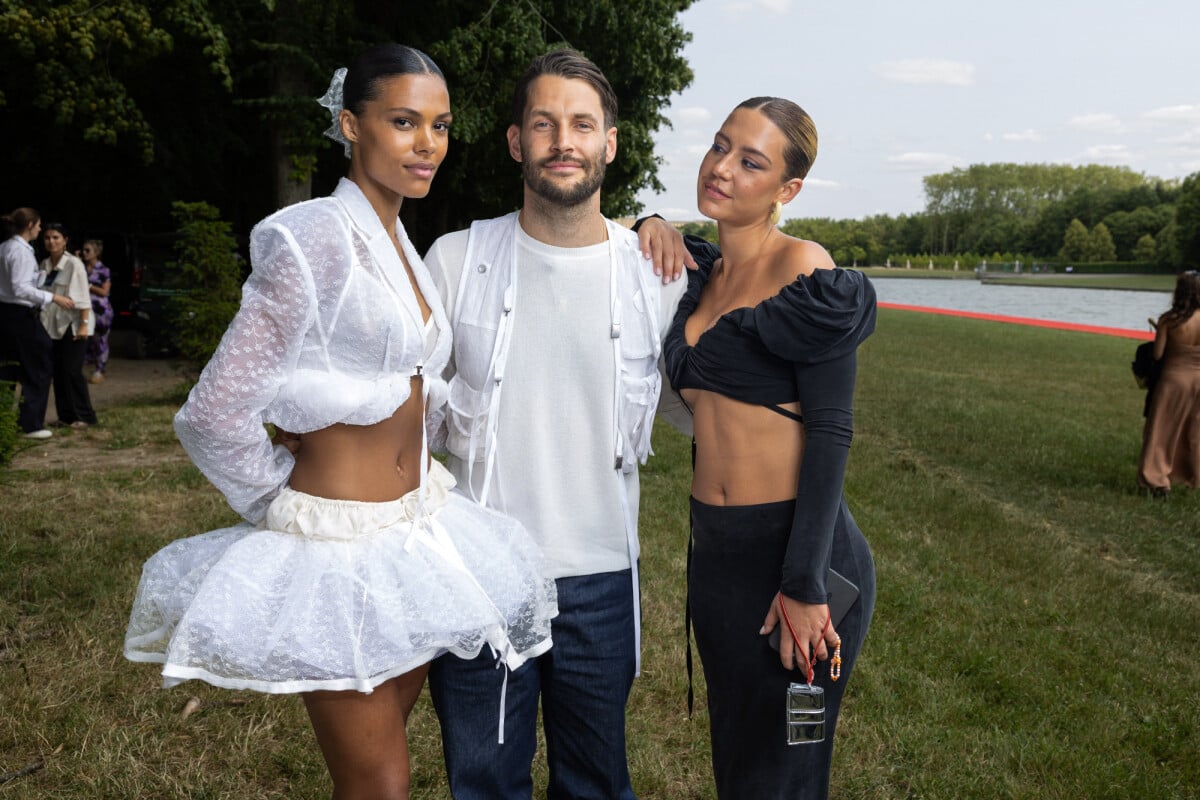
left=871, top=278, right=1170, bottom=335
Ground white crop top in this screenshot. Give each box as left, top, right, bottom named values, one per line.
left=174, top=178, right=451, bottom=524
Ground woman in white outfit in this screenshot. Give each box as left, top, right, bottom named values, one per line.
left=124, top=44, right=557, bottom=799
left=38, top=223, right=97, bottom=427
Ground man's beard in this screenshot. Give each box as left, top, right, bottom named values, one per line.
left=522, top=149, right=607, bottom=207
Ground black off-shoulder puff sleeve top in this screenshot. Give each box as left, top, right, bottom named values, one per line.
left=664, top=234, right=877, bottom=603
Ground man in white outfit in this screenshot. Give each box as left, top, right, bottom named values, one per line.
left=424, top=48, right=687, bottom=800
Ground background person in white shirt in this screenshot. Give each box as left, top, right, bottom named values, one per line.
left=424, top=48, right=688, bottom=800
left=0, top=207, right=74, bottom=438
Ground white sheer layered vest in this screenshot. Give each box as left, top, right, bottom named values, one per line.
left=173, top=178, right=451, bottom=525
left=442, top=211, right=662, bottom=673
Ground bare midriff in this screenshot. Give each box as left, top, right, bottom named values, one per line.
left=287, top=376, right=428, bottom=502
left=683, top=387, right=804, bottom=507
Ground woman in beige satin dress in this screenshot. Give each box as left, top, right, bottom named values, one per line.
left=1137, top=270, right=1200, bottom=495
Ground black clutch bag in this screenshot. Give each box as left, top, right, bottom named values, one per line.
left=1131, top=341, right=1159, bottom=390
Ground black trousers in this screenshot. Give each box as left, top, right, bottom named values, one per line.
left=0, top=301, right=53, bottom=432
left=51, top=329, right=97, bottom=425
left=689, top=496, right=875, bottom=800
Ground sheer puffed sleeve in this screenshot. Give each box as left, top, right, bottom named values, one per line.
left=753, top=269, right=876, bottom=603
left=174, top=220, right=317, bottom=524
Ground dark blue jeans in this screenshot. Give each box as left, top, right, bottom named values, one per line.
left=428, top=569, right=638, bottom=800
left=0, top=302, right=52, bottom=433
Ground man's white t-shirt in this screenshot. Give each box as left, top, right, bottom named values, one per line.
left=426, top=222, right=685, bottom=579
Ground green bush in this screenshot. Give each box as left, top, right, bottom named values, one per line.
left=167, top=201, right=243, bottom=368
left=0, top=379, right=18, bottom=466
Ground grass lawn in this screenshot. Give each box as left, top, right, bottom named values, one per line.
left=2, top=309, right=1198, bottom=798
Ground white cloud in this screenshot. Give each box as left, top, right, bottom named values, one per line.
left=1143, top=104, right=1200, bottom=123
left=1069, top=113, right=1123, bottom=132
left=722, top=0, right=792, bottom=13
left=873, top=59, right=975, bottom=87
left=1002, top=129, right=1042, bottom=142
left=802, top=177, right=841, bottom=190
left=655, top=144, right=708, bottom=169
left=1159, top=127, right=1200, bottom=146
left=652, top=207, right=700, bottom=223
left=1080, top=144, right=1139, bottom=163
left=884, top=152, right=964, bottom=172
left=674, top=107, right=713, bottom=127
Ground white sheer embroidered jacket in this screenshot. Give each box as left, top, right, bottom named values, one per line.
left=174, top=178, right=451, bottom=524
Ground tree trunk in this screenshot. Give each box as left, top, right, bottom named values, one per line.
left=272, top=69, right=312, bottom=209
left=270, top=0, right=311, bottom=209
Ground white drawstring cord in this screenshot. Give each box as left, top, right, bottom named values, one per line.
left=409, top=372, right=516, bottom=744
left=493, top=645, right=510, bottom=745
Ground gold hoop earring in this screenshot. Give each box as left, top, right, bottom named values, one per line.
left=769, top=201, right=782, bottom=226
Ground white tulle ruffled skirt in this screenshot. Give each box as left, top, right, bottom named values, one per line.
left=124, top=461, right=557, bottom=694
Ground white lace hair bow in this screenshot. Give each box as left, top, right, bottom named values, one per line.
left=317, top=67, right=350, bottom=158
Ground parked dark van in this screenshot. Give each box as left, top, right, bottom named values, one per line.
left=68, top=231, right=186, bottom=359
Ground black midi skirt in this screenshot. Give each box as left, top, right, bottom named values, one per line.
left=689, top=496, right=875, bottom=800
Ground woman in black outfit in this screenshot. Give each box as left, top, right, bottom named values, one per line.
left=658, top=97, right=876, bottom=799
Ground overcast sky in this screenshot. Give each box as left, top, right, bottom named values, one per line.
left=636, top=0, right=1200, bottom=223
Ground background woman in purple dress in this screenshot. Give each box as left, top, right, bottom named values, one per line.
left=81, top=239, right=113, bottom=382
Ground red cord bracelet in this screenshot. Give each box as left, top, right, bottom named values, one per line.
left=776, top=593, right=841, bottom=683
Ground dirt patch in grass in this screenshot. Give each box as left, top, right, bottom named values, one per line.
left=77, top=356, right=190, bottom=411
left=11, top=357, right=191, bottom=473
left=10, top=432, right=190, bottom=473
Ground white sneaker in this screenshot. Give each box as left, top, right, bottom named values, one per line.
left=21, top=429, right=52, bottom=439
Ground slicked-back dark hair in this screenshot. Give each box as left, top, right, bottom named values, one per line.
left=343, top=44, right=444, bottom=117
left=735, top=97, right=818, bottom=180
left=510, top=48, right=617, bottom=129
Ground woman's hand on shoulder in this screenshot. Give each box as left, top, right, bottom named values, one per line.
left=635, top=215, right=698, bottom=283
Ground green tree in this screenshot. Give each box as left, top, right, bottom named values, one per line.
left=221, top=0, right=357, bottom=209
left=1176, top=172, right=1200, bottom=268
left=1086, top=222, right=1117, bottom=262
left=399, top=0, right=696, bottom=242
left=2, top=1, right=696, bottom=244
left=679, top=221, right=717, bottom=242
left=1101, top=206, right=1174, bottom=259
left=1059, top=218, right=1090, bottom=261
left=0, top=0, right=231, bottom=165
left=168, top=202, right=243, bottom=367
left=1132, top=234, right=1158, bottom=262
left=1156, top=220, right=1181, bottom=268
left=924, top=163, right=1162, bottom=257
